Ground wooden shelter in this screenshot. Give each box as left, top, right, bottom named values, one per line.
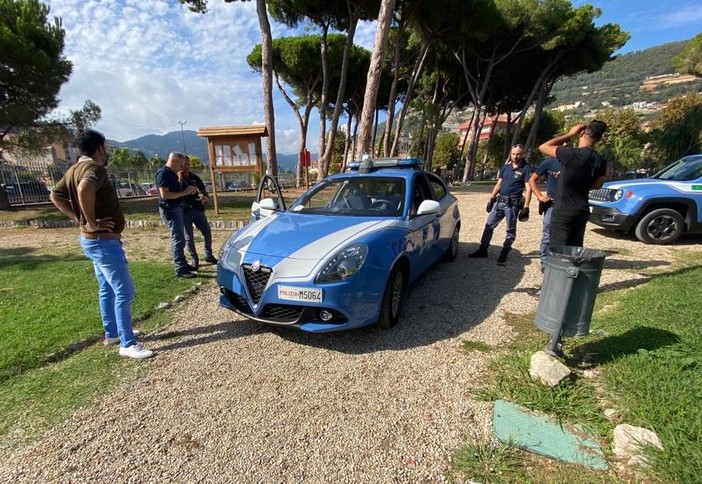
left=197, top=125, right=268, bottom=214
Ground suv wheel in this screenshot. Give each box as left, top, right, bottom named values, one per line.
left=634, top=208, right=684, bottom=244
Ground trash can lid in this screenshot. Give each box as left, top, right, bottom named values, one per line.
left=548, top=245, right=607, bottom=264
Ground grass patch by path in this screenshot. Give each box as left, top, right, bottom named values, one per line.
left=450, top=252, right=702, bottom=482
left=0, top=251, right=196, bottom=381
left=450, top=442, right=613, bottom=484
left=0, top=243, right=207, bottom=443
left=461, top=339, right=493, bottom=353
left=575, top=257, right=702, bottom=483
left=0, top=190, right=304, bottom=223
left=0, top=345, right=146, bottom=444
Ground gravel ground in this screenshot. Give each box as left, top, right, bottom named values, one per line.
left=1, top=190, right=700, bottom=482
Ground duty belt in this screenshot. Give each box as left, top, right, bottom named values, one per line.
left=497, top=195, right=524, bottom=205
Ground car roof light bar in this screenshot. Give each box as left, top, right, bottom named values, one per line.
left=347, top=157, right=424, bottom=172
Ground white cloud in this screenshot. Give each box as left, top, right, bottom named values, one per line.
left=45, top=1, right=382, bottom=153
left=656, top=4, right=702, bottom=29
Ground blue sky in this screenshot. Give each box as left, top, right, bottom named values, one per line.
left=46, top=0, right=701, bottom=154
left=579, top=0, right=702, bottom=53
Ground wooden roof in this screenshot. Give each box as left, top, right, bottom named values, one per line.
left=197, top=125, right=268, bottom=138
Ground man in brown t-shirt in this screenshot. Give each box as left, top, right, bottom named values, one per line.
left=51, top=129, right=153, bottom=359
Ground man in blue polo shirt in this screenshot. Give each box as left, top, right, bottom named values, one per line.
left=156, top=152, right=199, bottom=278
left=469, top=144, right=533, bottom=265
left=528, top=156, right=561, bottom=273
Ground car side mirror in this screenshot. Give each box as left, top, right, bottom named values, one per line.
left=251, top=197, right=279, bottom=220
left=416, top=199, right=440, bottom=216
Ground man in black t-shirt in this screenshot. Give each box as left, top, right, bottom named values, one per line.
left=538, top=121, right=608, bottom=247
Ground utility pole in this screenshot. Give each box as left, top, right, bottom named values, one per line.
left=178, top=120, right=187, bottom=155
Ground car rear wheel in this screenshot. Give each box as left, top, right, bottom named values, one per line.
left=634, top=208, right=684, bottom=244
left=442, top=225, right=460, bottom=262
left=378, top=265, right=405, bottom=329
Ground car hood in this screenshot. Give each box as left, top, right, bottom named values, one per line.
left=230, top=212, right=395, bottom=261
left=603, top=178, right=659, bottom=189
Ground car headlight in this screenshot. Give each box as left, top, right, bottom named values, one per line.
left=316, top=244, right=368, bottom=283
left=613, top=189, right=624, bottom=201
left=220, top=234, right=242, bottom=269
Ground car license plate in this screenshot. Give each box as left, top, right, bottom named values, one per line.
left=278, top=286, right=323, bottom=303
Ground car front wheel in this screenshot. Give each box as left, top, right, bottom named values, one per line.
left=443, top=225, right=460, bottom=262
left=634, top=208, right=684, bottom=244
left=378, top=265, right=405, bottom=329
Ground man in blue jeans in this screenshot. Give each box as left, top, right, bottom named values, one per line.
left=469, top=144, right=533, bottom=265
left=50, top=129, right=153, bottom=359
left=528, top=156, right=561, bottom=273
left=180, top=156, right=217, bottom=269
left=156, top=152, right=199, bottom=278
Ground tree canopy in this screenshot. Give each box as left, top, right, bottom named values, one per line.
left=0, top=0, right=72, bottom=148
left=672, top=33, right=702, bottom=77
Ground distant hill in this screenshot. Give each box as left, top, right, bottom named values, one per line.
left=108, top=130, right=303, bottom=172
left=550, top=40, right=702, bottom=109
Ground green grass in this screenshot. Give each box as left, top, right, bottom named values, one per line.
left=461, top=339, right=493, bottom=353
left=0, top=190, right=303, bottom=223
left=579, top=258, right=702, bottom=483
left=0, top=346, right=145, bottom=443
left=451, top=253, right=702, bottom=482
left=0, top=251, right=196, bottom=381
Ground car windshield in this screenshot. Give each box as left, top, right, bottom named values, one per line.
left=290, top=177, right=405, bottom=217
left=652, top=156, right=702, bottom=181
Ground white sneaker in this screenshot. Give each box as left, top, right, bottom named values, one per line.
left=104, top=329, right=141, bottom=346
left=119, top=343, right=154, bottom=359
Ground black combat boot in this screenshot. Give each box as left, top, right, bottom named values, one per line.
left=497, top=247, right=510, bottom=265
left=468, top=245, right=488, bottom=258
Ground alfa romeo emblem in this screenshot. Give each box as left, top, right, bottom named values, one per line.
left=251, top=260, right=261, bottom=272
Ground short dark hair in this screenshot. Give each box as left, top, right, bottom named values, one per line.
left=76, top=129, right=106, bottom=156
left=586, top=120, right=607, bottom=142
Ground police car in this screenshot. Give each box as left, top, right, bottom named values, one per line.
left=216, top=157, right=461, bottom=332
left=589, top=154, right=702, bottom=244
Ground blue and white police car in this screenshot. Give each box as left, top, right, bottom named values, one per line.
left=216, top=157, right=461, bottom=332
left=589, top=154, right=702, bottom=244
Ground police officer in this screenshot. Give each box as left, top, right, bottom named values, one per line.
left=469, top=144, right=532, bottom=265
left=180, top=156, right=217, bottom=269
left=528, top=156, right=561, bottom=273
left=156, top=152, right=199, bottom=278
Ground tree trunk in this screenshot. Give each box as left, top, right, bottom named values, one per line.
left=371, top=108, right=379, bottom=157
left=256, top=0, right=277, bottom=176
left=274, top=72, right=314, bottom=188
left=464, top=104, right=483, bottom=182
left=382, top=25, right=403, bottom=157
left=356, top=0, right=396, bottom=159
left=318, top=25, right=330, bottom=169
left=342, top=112, right=353, bottom=171
left=320, top=7, right=359, bottom=179
left=390, top=42, right=430, bottom=156
left=524, top=80, right=552, bottom=157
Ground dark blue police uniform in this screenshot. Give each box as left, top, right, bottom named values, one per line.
left=181, top=172, right=215, bottom=267
left=534, top=157, right=561, bottom=269
left=478, top=161, right=532, bottom=252
left=156, top=166, right=190, bottom=275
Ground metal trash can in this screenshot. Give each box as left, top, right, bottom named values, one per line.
left=535, top=246, right=606, bottom=350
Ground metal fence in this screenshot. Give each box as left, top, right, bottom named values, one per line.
left=1, top=159, right=260, bottom=206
